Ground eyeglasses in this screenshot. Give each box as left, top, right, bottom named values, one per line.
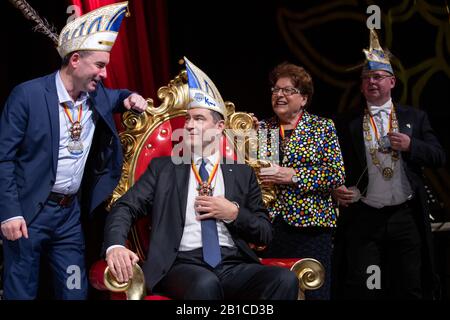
left=271, top=87, right=301, bottom=96
left=361, top=74, right=393, bottom=82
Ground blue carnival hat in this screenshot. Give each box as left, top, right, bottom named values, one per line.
left=362, top=28, right=394, bottom=75
left=57, top=2, right=129, bottom=58
left=184, top=57, right=226, bottom=118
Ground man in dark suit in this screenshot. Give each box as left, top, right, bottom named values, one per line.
left=332, top=29, right=446, bottom=299
left=104, top=58, right=299, bottom=300
left=0, top=2, right=147, bottom=299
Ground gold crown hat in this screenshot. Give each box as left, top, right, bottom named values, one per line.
left=57, top=1, right=129, bottom=58
left=184, top=57, right=227, bottom=118
left=362, top=28, right=394, bottom=74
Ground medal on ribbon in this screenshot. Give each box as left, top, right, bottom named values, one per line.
left=378, top=135, right=391, bottom=153
left=192, top=160, right=220, bottom=197
left=63, top=103, right=84, bottom=155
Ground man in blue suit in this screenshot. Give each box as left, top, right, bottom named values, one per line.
left=0, top=2, right=146, bottom=299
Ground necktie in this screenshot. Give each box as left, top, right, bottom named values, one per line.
left=375, top=110, right=387, bottom=137
left=199, top=159, right=221, bottom=268
left=370, top=106, right=389, bottom=137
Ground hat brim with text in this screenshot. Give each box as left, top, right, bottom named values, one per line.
left=184, top=57, right=227, bottom=118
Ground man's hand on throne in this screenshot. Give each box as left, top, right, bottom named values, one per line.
left=195, top=195, right=239, bottom=222
left=106, top=247, right=140, bottom=283
left=123, top=93, right=148, bottom=114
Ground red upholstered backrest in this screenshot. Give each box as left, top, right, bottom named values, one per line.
left=133, top=116, right=186, bottom=181
left=129, top=116, right=185, bottom=260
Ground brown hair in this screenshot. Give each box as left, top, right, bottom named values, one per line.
left=269, top=62, right=314, bottom=107
left=61, top=50, right=93, bottom=67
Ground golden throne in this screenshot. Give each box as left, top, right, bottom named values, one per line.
left=89, top=67, right=325, bottom=300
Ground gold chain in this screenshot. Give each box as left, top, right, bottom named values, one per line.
left=363, top=104, right=399, bottom=180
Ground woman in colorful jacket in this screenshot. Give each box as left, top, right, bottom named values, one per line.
left=257, top=62, right=345, bottom=300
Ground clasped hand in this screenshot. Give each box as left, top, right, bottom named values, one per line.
left=387, top=132, right=410, bottom=152
left=194, top=195, right=238, bottom=222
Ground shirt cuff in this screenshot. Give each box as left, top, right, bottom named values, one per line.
left=223, top=201, right=240, bottom=224
left=1, top=216, right=24, bottom=224
left=106, top=245, right=126, bottom=255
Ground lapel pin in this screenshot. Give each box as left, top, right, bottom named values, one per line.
left=406, top=123, right=411, bottom=128
left=229, top=169, right=233, bottom=172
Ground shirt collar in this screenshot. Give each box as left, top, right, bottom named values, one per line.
left=193, top=152, right=220, bottom=166
left=55, top=71, right=89, bottom=108
left=367, top=98, right=392, bottom=115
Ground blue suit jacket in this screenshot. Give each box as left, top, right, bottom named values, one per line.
left=0, top=72, right=131, bottom=224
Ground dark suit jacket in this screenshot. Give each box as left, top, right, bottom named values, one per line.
left=104, top=156, right=272, bottom=291
left=333, top=104, right=446, bottom=298
left=0, top=72, right=131, bottom=224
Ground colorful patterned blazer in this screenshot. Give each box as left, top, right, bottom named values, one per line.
left=258, top=111, right=345, bottom=227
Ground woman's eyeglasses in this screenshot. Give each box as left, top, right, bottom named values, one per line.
left=271, top=87, right=301, bottom=96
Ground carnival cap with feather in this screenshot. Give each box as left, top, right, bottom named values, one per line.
left=9, top=0, right=129, bottom=58
left=184, top=57, right=227, bottom=118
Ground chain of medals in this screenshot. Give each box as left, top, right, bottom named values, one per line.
left=363, top=104, right=399, bottom=180
left=191, top=159, right=220, bottom=196
left=279, top=111, right=304, bottom=162
left=62, top=102, right=85, bottom=155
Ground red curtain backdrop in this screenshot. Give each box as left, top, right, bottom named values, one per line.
left=70, top=0, right=170, bottom=100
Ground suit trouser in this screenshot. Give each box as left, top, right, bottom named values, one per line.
left=2, top=198, right=87, bottom=299
left=154, top=246, right=299, bottom=300
left=340, top=200, right=422, bottom=299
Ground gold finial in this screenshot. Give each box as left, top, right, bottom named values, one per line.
left=369, top=28, right=382, bottom=51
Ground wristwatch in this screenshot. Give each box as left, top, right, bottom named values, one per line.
left=291, top=174, right=299, bottom=184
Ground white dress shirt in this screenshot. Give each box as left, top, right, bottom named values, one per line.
left=179, top=152, right=235, bottom=251
left=52, top=71, right=96, bottom=195
left=362, top=98, right=413, bottom=208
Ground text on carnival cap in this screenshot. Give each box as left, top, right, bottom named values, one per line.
left=184, top=57, right=227, bottom=118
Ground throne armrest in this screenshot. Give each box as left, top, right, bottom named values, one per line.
left=260, top=258, right=325, bottom=300
left=89, top=260, right=169, bottom=300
